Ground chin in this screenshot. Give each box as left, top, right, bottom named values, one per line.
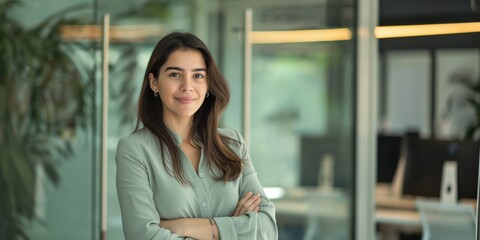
left=177, top=111, right=198, bottom=118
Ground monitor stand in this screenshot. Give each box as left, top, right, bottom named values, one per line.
left=317, top=154, right=334, bottom=191
left=440, top=161, right=458, bottom=204
left=391, top=156, right=405, bottom=198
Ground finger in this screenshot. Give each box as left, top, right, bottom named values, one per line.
left=234, top=192, right=253, bottom=216
left=239, top=192, right=253, bottom=204
left=237, top=196, right=257, bottom=213
left=233, top=204, right=240, bottom=216
left=238, top=194, right=260, bottom=213
left=233, top=206, right=240, bottom=216
left=234, top=193, right=261, bottom=216
left=254, top=206, right=260, bottom=212
left=244, top=196, right=262, bottom=212
left=254, top=196, right=262, bottom=206
left=237, top=192, right=252, bottom=208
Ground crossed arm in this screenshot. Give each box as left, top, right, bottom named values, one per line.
left=159, top=192, right=262, bottom=240
left=116, top=130, right=277, bottom=239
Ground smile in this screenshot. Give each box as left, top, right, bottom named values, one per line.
left=175, top=97, right=195, bottom=104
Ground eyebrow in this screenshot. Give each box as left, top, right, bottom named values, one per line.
left=165, top=66, right=206, bottom=72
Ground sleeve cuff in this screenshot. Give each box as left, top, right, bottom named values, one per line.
left=213, top=216, right=237, bottom=240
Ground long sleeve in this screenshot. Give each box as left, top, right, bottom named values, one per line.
left=115, top=137, right=191, bottom=240
left=213, top=130, right=278, bottom=240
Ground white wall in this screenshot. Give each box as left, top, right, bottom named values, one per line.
left=383, top=50, right=431, bottom=136
left=380, top=49, right=480, bottom=139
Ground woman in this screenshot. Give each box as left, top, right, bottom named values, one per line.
left=115, top=32, right=277, bottom=240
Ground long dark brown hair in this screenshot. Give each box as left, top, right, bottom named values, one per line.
left=136, top=32, right=243, bottom=184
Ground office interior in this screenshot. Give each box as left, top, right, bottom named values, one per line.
left=2, top=0, right=479, bottom=239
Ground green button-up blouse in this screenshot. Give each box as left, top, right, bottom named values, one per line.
left=115, top=127, right=278, bottom=240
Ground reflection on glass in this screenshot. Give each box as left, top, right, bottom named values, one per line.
left=17, top=0, right=356, bottom=239
left=218, top=1, right=355, bottom=239
left=250, top=47, right=328, bottom=187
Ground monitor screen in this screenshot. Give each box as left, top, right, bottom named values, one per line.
left=457, top=140, right=480, bottom=199
left=299, top=135, right=351, bottom=188
left=377, top=135, right=402, bottom=183
left=402, top=138, right=479, bottom=200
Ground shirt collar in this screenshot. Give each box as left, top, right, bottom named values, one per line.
left=166, top=128, right=183, bottom=146
left=166, top=128, right=204, bottom=148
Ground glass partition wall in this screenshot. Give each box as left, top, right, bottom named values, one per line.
left=217, top=1, right=356, bottom=239
left=17, top=0, right=360, bottom=239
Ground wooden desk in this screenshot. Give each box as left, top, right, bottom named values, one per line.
left=272, top=188, right=349, bottom=222
left=375, top=184, right=421, bottom=240
left=374, top=184, right=477, bottom=240
left=376, top=194, right=417, bottom=210
left=375, top=209, right=421, bottom=240
left=375, top=208, right=420, bottom=226
left=375, top=199, right=421, bottom=240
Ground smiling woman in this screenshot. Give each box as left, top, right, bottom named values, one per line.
left=150, top=49, right=209, bottom=122
left=115, top=32, right=278, bottom=240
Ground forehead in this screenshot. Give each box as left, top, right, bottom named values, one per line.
left=162, top=49, right=206, bottom=70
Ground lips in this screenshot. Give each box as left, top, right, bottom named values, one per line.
left=175, top=96, right=195, bottom=104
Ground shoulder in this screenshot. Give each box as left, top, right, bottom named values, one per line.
left=116, top=128, right=162, bottom=166
left=217, top=128, right=248, bottom=157
left=218, top=127, right=240, bottom=139
left=117, top=128, right=158, bottom=150
left=218, top=128, right=246, bottom=144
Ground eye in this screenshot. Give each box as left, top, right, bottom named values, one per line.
left=168, top=72, right=182, bottom=78
left=193, top=73, right=205, bottom=79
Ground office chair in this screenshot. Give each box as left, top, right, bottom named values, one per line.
left=416, top=200, right=475, bottom=240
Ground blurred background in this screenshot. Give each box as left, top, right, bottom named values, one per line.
left=1, top=0, right=479, bottom=239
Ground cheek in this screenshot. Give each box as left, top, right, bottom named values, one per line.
left=158, top=90, right=167, bottom=100
left=158, top=89, right=174, bottom=105
left=158, top=83, right=176, bottom=98
left=199, top=82, right=208, bottom=95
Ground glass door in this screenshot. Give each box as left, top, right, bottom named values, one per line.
left=217, top=1, right=356, bottom=239
left=99, top=1, right=213, bottom=239
left=16, top=0, right=362, bottom=239
left=16, top=1, right=191, bottom=239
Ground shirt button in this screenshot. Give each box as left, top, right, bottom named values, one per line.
left=199, top=173, right=204, bottom=178
left=201, top=201, right=207, bottom=207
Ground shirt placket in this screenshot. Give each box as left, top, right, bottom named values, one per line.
left=190, top=147, right=212, bottom=217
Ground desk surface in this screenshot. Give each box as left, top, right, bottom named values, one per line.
left=374, top=184, right=477, bottom=227
left=375, top=188, right=420, bottom=227
left=272, top=186, right=475, bottom=227
left=272, top=186, right=421, bottom=226
left=375, top=208, right=420, bottom=226
left=272, top=187, right=349, bottom=219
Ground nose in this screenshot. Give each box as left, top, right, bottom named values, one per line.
left=179, top=76, right=193, bottom=92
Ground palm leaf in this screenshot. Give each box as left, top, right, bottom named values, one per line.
left=0, top=1, right=92, bottom=239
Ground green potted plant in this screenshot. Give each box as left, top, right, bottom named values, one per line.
left=0, top=0, right=91, bottom=238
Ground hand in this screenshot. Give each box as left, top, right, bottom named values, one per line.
left=232, top=191, right=262, bottom=216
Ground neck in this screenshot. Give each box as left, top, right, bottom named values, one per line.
left=163, top=116, right=193, bottom=144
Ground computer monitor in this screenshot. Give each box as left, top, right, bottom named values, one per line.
left=376, top=134, right=402, bottom=184
left=456, top=140, right=480, bottom=199
left=402, top=137, right=480, bottom=200
left=299, top=135, right=350, bottom=188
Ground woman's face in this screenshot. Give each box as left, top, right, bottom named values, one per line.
left=149, top=48, right=208, bottom=123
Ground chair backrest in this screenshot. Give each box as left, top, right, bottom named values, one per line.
left=416, top=200, right=475, bottom=240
